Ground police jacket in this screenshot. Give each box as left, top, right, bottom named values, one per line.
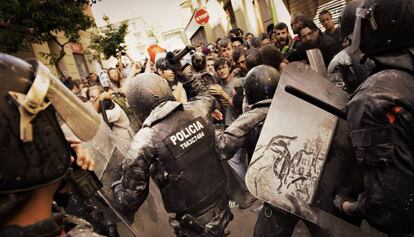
left=0, top=214, right=103, bottom=237
left=112, top=75, right=227, bottom=218
left=346, top=52, right=414, bottom=233
left=348, top=55, right=414, bottom=176
left=217, top=99, right=271, bottom=161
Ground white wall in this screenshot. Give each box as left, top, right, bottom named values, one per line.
left=273, top=0, right=294, bottom=36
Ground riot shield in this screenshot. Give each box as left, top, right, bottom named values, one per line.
left=306, top=48, right=328, bottom=77
left=61, top=121, right=173, bottom=237
left=245, top=62, right=366, bottom=236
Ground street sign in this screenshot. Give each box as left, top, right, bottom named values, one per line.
left=194, top=8, right=209, bottom=25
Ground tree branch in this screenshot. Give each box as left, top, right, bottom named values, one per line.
left=48, top=35, right=68, bottom=80
left=51, top=34, right=64, bottom=48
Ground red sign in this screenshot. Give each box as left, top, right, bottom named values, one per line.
left=194, top=8, right=209, bottom=25
left=147, top=44, right=166, bottom=63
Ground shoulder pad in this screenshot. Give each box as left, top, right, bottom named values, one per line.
left=225, top=107, right=268, bottom=138
left=143, top=101, right=183, bottom=127
left=127, top=127, right=156, bottom=161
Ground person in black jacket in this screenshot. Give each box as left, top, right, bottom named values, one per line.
left=112, top=70, right=233, bottom=237
left=217, top=65, right=330, bottom=237
left=298, top=19, right=342, bottom=66
left=333, top=0, right=414, bottom=235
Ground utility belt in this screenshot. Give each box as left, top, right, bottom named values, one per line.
left=169, top=195, right=228, bottom=237
left=170, top=213, right=205, bottom=236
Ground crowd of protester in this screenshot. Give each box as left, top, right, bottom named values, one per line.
left=56, top=8, right=346, bottom=229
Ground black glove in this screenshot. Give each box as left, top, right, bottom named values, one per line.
left=333, top=187, right=355, bottom=214
left=111, top=181, right=136, bottom=224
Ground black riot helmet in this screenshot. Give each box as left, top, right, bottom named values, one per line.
left=244, top=65, right=280, bottom=105
left=340, top=0, right=363, bottom=40
left=0, top=54, right=72, bottom=194
left=126, top=73, right=175, bottom=122
left=348, top=0, right=414, bottom=56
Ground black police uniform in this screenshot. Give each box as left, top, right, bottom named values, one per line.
left=112, top=75, right=232, bottom=237
left=64, top=193, right=118, bottom=237
left=346, top=62, right=414, bottom=235
left=217, top=99, right=269, bottom=161
left=335, top=0, right=414, bottom=235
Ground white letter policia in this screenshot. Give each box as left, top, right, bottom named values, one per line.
left=169, top=120, right=205, bottom=146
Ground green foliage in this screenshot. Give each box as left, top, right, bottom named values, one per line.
left=39, top=50, right=65, bottom=65
left=0, top=0, right=95, bottom=52
left=0, top=0, right=95, bottom=77
left=89, top=16, right=128, bottom=59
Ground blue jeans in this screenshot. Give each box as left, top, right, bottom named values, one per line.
left=226, top=149, right=247, bottom=191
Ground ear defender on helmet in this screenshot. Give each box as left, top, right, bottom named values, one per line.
left=0, top=54, right=71, bottom=193
left=347, top=0, right=414, bottom=56
left=0, top=53, right=101, bottom=194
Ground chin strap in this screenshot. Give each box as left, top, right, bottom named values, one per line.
left=8, top=70, right=51, bottom=142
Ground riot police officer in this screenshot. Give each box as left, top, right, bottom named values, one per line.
left=334, top=0, right=414, bottom=235
left=0, top=54, right=102, bottom=236
left=112, top=71, right=232, bottom=237
left=327, top=0, right=375, bottom=94
left=217, top=65, right=330, bottom=237
left=217, top=65, right=278, bottom=162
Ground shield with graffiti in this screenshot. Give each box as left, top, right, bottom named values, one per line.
left=246, top=61, right=367, bottom=236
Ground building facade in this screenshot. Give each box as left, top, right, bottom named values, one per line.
left=183, top=0, right=350, bottom=44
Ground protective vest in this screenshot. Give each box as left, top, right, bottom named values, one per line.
left=146, top=102, right=226, bottom=214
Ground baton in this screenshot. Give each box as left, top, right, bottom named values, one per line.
left=68, top=156, right=140, bottom=237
